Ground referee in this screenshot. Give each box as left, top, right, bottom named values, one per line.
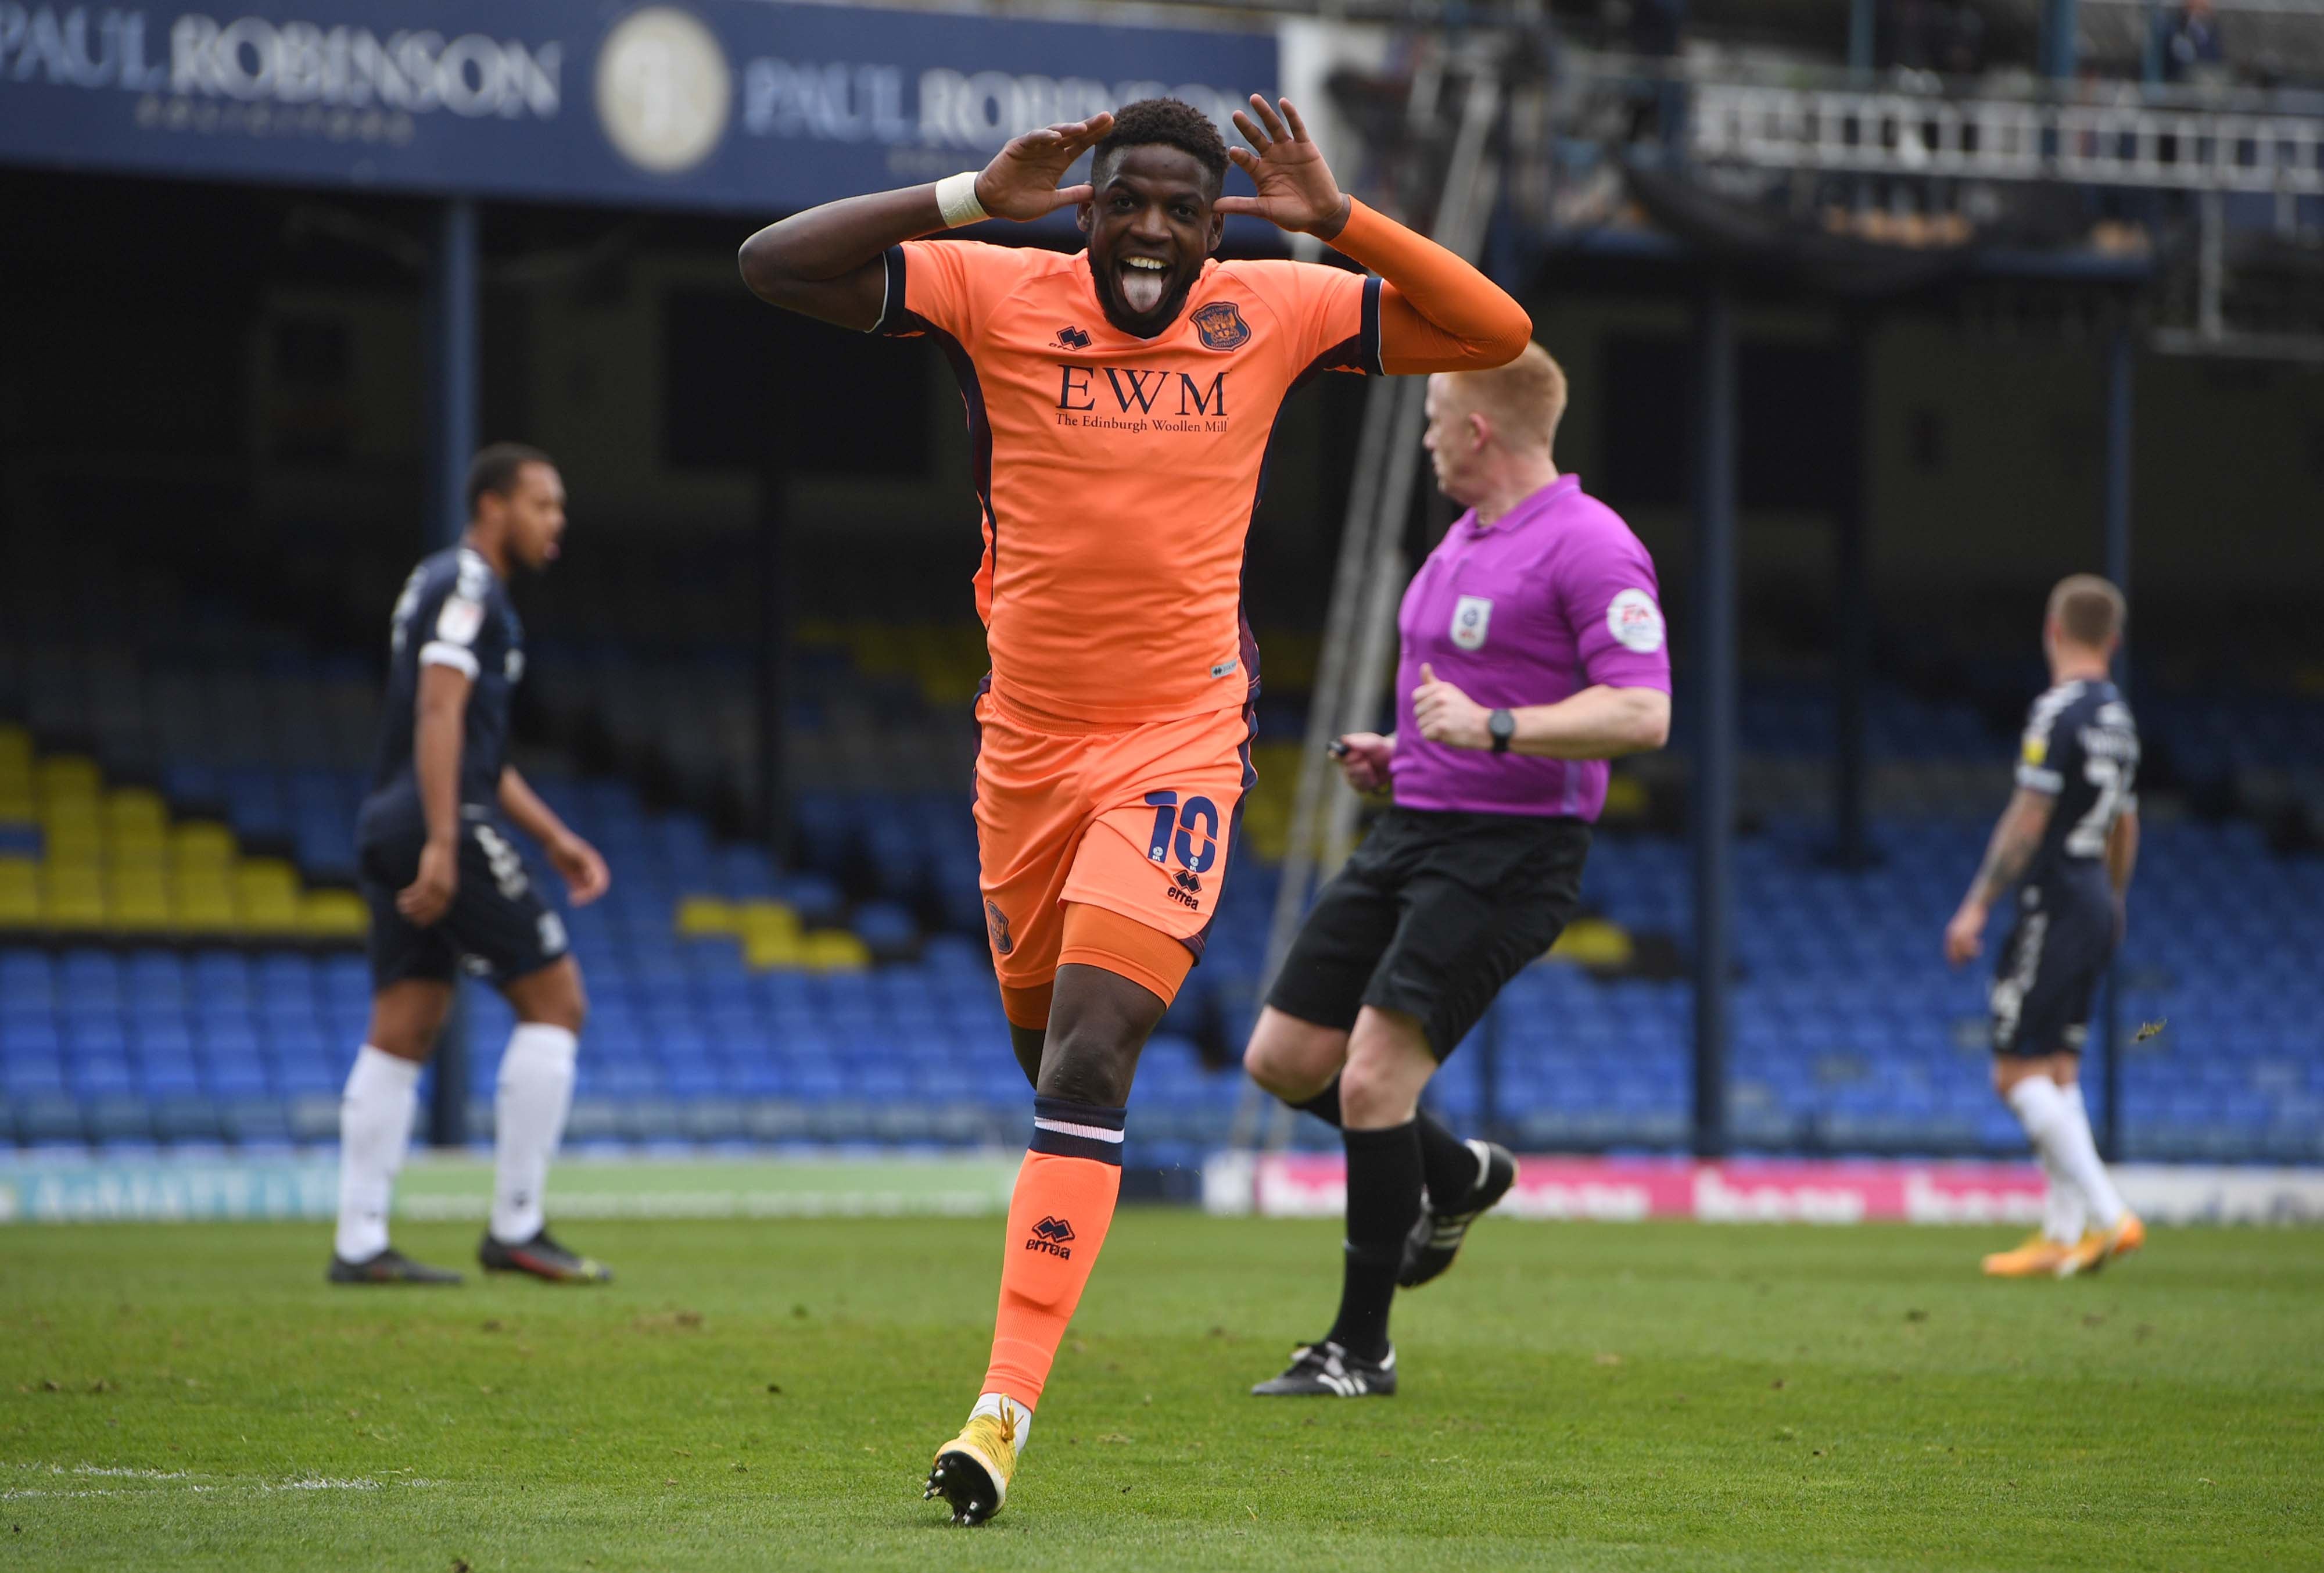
left=1244, top=344, right=1672, bottom=1398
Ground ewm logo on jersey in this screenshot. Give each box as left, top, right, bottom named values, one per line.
left=1025, top=1215, right=1075, bottom=1257
left=1054, top=364, right=1229, bottom=435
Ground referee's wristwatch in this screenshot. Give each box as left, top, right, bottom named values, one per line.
left=1487, top=708, right=1516, bottom=754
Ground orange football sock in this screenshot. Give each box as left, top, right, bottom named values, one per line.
left=980, top=1095, right=1126, bottom=1410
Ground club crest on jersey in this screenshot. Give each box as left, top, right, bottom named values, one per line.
left=985, top=898, right=1014, bottom=957
left=1451, top=595, right=1493, bottom=650
left=1191, top=301, right=1251, bottom=352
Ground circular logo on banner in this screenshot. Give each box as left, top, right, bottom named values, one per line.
left=1606, top=588, right=1666, bottom=654
left=596, top=7, right=731, bottom=174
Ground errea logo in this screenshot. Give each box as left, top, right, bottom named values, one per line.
left=1025, top=1216, right=1076, bottom=1258
left=1055, top=325, right=1092, bottom=350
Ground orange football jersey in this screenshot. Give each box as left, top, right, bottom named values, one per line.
left=877, top=241, right=1378, bottom=724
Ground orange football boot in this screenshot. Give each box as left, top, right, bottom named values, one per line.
left=2056, top=1213, right=2145, bottom=1278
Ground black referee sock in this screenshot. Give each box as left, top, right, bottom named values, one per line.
left=1293, top=1078, right=1482, bottom=1209
left=1325, top=1120, right=1423, bottom=1363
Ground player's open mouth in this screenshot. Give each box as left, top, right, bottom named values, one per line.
left=1118, top=256, right=1171, bottom=315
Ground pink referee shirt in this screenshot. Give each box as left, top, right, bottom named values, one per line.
left=1387, top=475, right=1670, bottom=820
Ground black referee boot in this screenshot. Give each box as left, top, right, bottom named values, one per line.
left=1398, top=1140, right=1517, bottom=1288
left=1250, top=1340, right=1397, bottom=1398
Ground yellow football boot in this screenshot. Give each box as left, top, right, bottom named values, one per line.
left=924, top=1408, right=1020, bottom=1526
left=1982, top=1232, right=2074, bottom=1277
left=2056, top=1213, right=2145, bottom=1278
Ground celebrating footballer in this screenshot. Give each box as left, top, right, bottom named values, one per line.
left=741, top=92, right=1532, bottom=1524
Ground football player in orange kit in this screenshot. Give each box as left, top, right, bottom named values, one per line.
left=739, top=94, right=1530, bottom=1524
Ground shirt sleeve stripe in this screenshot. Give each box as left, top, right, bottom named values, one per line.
left=870, top=245, right=908, bottom=336
left=1360, top=274, right=1383, bottom=374
left=2016, top=764, right=2062, bottom=793
left=419, top=642, right=480, bottom=679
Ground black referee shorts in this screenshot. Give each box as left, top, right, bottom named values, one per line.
left=1267, top=807, right=1590, bottom=1059
left=357, top=810, right=570, bottom=992
left=1990, top=882, right=2114, bottom=1059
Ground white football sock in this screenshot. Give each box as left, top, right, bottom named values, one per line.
left=970, top=1392, right=1034, bottom=1453
left=336, top=1045, right=421, bottom=1262
left=2007, top=1076, right=2125, bottom=1232
left=490, top=1023, right=578, bottom=1245
left=2057, top=1080, right=2128, bottom=1228
left=2039, top=1146, right=2087, bottom=1244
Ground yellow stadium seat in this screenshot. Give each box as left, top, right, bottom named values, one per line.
left=239, top=898, right=303, bottom=934
left=104, top=787, right=169, bottom=835
left=44, top=826, right=104, bottom=867
left=172, top=822, right=237, bottom=865
left=300, top=890, right=369, bottom=937
left=0, top=794, right=35, bottom=826
left=235, top=861, right=303, bottom=934
left=1550, top=917, right=1635, bottom=969
left=735, top=900, right=801, bottom=944
left=1599, top=775, right=1649, bottom=823
left=1258, top=631, right=1322, bottom=693
left=0, top=857, right=37, bottom=926
left=171, top=877, right=238, bottom=933
left=37, top=755, right=103, bottom=802
left=675, top=895, right=738, bottom=937
left=39, top=804, right=100, bottom=843
left=109, top=887, right=174, bottom=930
left=744, top=928, right=804, bottom=969
left=107, top=830, right=168, bottom=868
left=0, top=723, right=31, bottom=771
left=109, top=866, right=170, bottom=901
left=847, top=619, right=908, bottom=676
left=236, top=859, right=302, bottom=900
left=41, top=868, right=107, bottom=930
left=798, top=930, right=871, bottom=972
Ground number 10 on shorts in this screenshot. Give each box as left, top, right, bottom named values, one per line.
left=1143, top=792, right=1220, bottom=873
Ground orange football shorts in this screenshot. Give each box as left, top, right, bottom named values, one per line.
left=973, top=685, right=1253, bottom=1029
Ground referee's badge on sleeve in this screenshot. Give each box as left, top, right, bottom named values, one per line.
left=1451, top=595, right=1493, bottom=650
left=1606, top=589, right=1666, bottom=654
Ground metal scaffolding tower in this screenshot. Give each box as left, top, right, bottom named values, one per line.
left=1229, top=61, right=1506, bottom=1153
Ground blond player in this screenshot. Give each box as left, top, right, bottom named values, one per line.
left=1947, top=576, right=2146, bottom=1279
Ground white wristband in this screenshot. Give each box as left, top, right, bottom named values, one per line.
left=935, top=170, right=990, bottom=228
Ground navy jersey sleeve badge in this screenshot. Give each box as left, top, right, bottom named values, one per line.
left=1192, top=301, right=1251, bottom=352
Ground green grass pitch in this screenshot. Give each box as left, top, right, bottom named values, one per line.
left=5, top=1213, right=2320, bottom=1570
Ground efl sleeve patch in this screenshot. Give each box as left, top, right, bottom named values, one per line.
left=1606, top=588, right=1666, bottom=654
left=435, top=594, right=485, bottom=648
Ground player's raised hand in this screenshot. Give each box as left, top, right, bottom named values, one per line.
left=974, top=114, right=1116, bottom=221
left=398, top=838, right=458, bottom=928
left=1217, top=95, right=1351, bottom=239
left=548, top=832, right=611, bottom=907
left=1412, top=663, right=1491, bottom=750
